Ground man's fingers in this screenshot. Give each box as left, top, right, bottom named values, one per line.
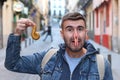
left=14, top=18, right=35, bottom=36
left=17, top=22, right=26, bottom=27
left=18, top=18, right=35, bottom=27
left=14, top=27, right=24, bottom=36
left=26, top=19, right=35, bottom=26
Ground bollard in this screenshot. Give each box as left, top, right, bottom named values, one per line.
left=97, top=48, right=100, bottom=53
left=108, top=54, right=111, bottom=65
left=25, top=39, right=27, bottom=48
left=29, top=38, right=31, bottom=45
left=32, top=39, right=34, bottom=43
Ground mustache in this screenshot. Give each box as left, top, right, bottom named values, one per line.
left=70, top=38, right=81, bottom=42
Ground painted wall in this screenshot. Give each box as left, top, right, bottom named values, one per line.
left=85, top=2, right=94, bottom=40
left=94, top=0, right=112, bottom=49
left=112, top=0, right=120, bottom=53
left=2, top=0, right=13, bottom=47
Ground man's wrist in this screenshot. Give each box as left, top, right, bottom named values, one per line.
left=14, top=33, right=21, bottom=36
left=8, top=33, right=21, bottom=43
left=10, top=33, right=21, bottom=37
left=14, top=29, right=22, bottom=36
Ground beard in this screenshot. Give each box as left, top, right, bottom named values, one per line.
left=64, top=37, right=85, bottom=52
left=66, top=43, right=83, bottom=52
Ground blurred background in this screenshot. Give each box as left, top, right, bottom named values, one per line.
left=0, top=0, right=120, bottom=80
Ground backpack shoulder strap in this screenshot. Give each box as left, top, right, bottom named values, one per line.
left=96, top=54, right=105, bottom=80
left=41, top=48, right=58, bottom=69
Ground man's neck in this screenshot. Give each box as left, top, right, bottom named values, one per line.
left=66, top=48, right=87, bottom=58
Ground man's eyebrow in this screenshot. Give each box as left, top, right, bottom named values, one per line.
left=78, top=26, right=84, bottom=28
left=65, top=26, right=72, bottom=29
left=64, top=25, right=85, bottom=29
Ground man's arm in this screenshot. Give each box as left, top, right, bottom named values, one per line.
left=4, top=34, right=44, bottom=74
left=5, top=34, right=21, bottom=70
left=4, top=18, right=44, bottom=74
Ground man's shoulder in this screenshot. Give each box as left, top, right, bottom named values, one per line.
left=41, top=48, right=59, bottom=58
left=41, top=48, right=60, bottom=69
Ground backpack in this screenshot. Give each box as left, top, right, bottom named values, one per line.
left=41, top=49, right=105, bottom=80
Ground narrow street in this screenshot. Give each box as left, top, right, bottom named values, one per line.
left=0, top=21, right=120, bottom=80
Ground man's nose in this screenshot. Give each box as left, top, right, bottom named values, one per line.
left=73, top=29, right=79, bottom=46
left=73, top=30, right=79, bottom=39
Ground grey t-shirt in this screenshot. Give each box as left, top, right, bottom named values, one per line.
left=64, top=52, right=82, bottom=74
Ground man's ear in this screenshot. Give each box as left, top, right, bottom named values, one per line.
left=84, top=29, right=88, bottom=34
left=60, top=29, right=64, bottom=39
left=85, top=29, right=89, bottom=40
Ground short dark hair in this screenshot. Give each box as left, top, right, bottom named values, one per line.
left=61, top=12, right=86, bottom=29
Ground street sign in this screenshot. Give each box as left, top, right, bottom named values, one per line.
left=13, top=1, right=24, bottom=12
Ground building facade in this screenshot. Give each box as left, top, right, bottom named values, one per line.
left=0, top=0, right=47, bottom=49
left=2, top=0, right=13, bottom=48
left=0, top=0, right=6, bottom=49
left=49, top=0, right=65, bottom=19
left=93, top=0, right=112, bottom=49
left=82, top=0, right=94, bottom=40
left=83, top=0, right=120, bottom=53
left=112, top=0, right=120, bottom=53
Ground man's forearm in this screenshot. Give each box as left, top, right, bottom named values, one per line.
left=4, top=33, right=21, bottom=70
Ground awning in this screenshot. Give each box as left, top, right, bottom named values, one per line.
left=93, top=0, right=109, bottom=10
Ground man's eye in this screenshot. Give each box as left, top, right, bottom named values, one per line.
left=67, top=28, right=72, bottom=31
left=78, top=27, right=84, bottom=31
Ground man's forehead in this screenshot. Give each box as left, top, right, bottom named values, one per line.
left=63, top=20, right=85, bottom=27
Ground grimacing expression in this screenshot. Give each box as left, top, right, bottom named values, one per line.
left=61, top=19, right=87, bottom=52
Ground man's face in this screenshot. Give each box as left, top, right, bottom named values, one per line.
left=60, top=20, right=87, bottom=52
